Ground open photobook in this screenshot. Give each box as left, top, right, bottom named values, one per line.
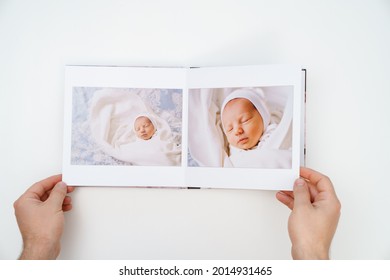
left=62, top=65, right=305, bottom=190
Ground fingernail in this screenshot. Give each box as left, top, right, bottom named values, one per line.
left=56, top=181, right=67, bottom=188
left=295, top=178, right=305, bottom=187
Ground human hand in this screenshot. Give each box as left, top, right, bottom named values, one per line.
left=13, top=174, right=74, bottom=260
left=276, top=167, right=341, bottom=260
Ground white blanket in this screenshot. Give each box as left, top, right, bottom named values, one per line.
left=226, top=147, right=292, bottom=169
left=188, top=89, right=227, bottom=167
left=89, top=89, right=181, bottom=166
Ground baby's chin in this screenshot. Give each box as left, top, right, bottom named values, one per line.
left=231, top=141, right=258, bottom=150
left=138, top=134, right=153, bottom=140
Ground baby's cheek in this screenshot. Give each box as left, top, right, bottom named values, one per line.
left=227, top=135, right=235, bottom=145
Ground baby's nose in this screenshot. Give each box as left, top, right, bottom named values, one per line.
left=234, top=126, right=243, bottom=135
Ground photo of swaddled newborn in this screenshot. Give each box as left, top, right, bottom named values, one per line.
left=71, top=87, right=182, bottom=166
left=188, top=86, right=293, bottom=169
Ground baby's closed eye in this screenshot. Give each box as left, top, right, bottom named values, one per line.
left=241, top=117, right=251, bottom=123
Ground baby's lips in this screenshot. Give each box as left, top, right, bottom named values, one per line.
left=237, top=137, right=249, bottom=145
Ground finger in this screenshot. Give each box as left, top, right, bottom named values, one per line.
left=40, top=192, right=50, bottom=202
left=307, top=182, right=319, bottom=203
left=281, top=190, right=294, bottom=199
left=276, top=191, right=294, bottom=210
left=63, top=204, right=73, bottom=212
left=292, top=178, right=312, bottom=208
left=42, top=186, right=75, bottom=201
left=300, top=167, right=335, bottom=194
left=24, top=174, right=63, bottom=199
left=62, top=196, right=72, bottom=206
left=62, top=196, right=73, bottom=212
left=47, top=181, right=68, bottom=208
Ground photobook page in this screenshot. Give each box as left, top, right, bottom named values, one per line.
left=62, top=66, right=188, bottom=187
left=186, top=65, right=304, bottom=190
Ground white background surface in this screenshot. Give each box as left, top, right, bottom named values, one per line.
left=0, top=0, right=389, bottom=259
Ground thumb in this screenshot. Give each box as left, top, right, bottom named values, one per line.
left=293, top=178, right=312, bottom=209
left=47, top=181, right=67, bottom=208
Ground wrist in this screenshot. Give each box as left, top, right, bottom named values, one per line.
left=19, top=238, right=60, bottom=260
left=291, top=244, right=330, bottom=260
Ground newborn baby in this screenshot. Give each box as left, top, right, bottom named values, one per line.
left=134, top=115, right=156, bottom=140
left=221, top=88, right=291, bottom=168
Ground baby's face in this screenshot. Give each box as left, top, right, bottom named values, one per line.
left=134, top=116, right=156, bottom=140
left=222, top=98, right=264, bottom=150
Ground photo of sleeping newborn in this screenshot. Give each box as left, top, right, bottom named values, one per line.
left=71, top=87, right=182, bottom=166
left=188, top=86, right=293, bottom=169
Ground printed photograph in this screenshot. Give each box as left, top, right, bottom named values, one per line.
left=188, top=86, right=293, bottom=169
left=71, top=87, right=183, bottom=166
